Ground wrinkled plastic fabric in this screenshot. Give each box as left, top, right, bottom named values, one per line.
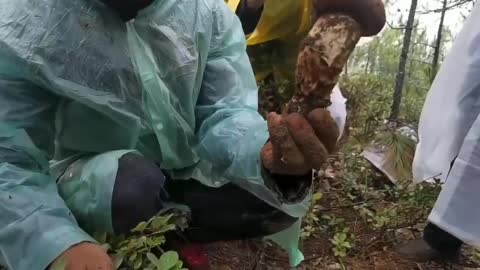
left=413, top=3, right=480, bottom=184
left=429, top=115, right=480, bottom=248
left=129, top=2, right=313, bottom=266
left=127, top=0, right=316, bottom=217
left=0, top=0, right=314, bottom=269
left=266, top=219, right=304, bottom=266
left=0, top=123, right=95, bottom=270
left=56, top=150, right=136, bottom=235
left=412, top=3, right=480, bottom=247
left=0, top=1, right=142, bottom=268
left=330, top=86, right=347, bottom=139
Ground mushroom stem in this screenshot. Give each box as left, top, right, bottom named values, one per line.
left=287, top=14, right=362, bottom=114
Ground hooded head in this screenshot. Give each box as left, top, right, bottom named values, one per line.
left=101, top=0, right=154, bottom=21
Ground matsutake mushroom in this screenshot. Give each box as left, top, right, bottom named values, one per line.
left=287, top=0, right=386, bottom=114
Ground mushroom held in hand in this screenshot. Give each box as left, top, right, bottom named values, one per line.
left=262, top=0, right=386, bottom=175
left=287, top=0, right=386, bottom=114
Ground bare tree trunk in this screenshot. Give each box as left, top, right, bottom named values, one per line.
left=369, top=41, right=377, bottom=74
left=431, top=0, right=448, bottom=82
left=389, top=0, right=418, bottom=121
left=364, top=55, right=370, bottom=74
left=407, top=24, right=419, bottom=84
left=365, top=41, right=377, bottom=74
left=344, top=59, right=350, bottom=79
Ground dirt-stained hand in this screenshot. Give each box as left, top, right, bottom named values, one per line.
left=50, top=242, right=113, bottom=270
left=261, top=109, right=339, bottom=176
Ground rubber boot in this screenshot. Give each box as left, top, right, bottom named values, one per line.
left=396, top=238, right=460, bottom=263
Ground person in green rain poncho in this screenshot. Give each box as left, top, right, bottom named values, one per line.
left=0, top=0, right=341, bottom=269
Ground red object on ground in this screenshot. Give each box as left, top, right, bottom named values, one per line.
left=177, top=243, right=210, bottom=270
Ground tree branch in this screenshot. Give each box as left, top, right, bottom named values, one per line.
left=417, top=0, right=473, bottom=14
left=386, top=20, right=406, bottom=30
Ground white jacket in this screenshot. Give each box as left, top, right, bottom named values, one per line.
left=414, top=2, right=480, bottom=246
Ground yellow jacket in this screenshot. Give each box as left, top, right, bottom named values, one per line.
left=227, top=0, right=312, bottom=81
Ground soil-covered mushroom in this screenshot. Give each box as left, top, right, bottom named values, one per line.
left=286, top=0, right=386, bottom=114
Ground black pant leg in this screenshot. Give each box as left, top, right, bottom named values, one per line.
left=166, top=179, right=298, bottom=243
left=422, top=157, right=463, bottom=252
left=111, top=153, right=297, bottom=240
left=423, top=222, right=463, bottom=252
left=111, top=153, right=169, bottom=234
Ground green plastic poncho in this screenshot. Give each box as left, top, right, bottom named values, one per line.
left=0, top=0, right=311, bottom=269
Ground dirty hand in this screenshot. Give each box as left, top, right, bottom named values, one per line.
left=50, top=242, right=113, bottom=270
left=261, top=109, right=339, bottom=176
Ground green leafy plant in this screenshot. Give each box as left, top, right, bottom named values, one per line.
left=472, top=249, right=480, bottom=265
left=331, top=228, right=354, bottom=258
left=369, top=207, right=398, bottom=229
left=146, top=251, right=186, bottom=270
left=301, top=192, right=323, bottom=238
left=95, top=214, right=187, bottom=270
left=321, top=215, right=346, bottom=231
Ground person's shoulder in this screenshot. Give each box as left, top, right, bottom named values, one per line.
left=0, top=0, right=69, bottom=19
left=155, top=0, right=217, bottom=22
left=0, top=0, right=78, bottom=31
left=0, top=0, right=47, bottom=48
left=0, top=0, right=32, bottom=19
left=170, top=0, right=234, bottom=29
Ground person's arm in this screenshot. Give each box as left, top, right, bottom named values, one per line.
left=195, top=2, right=269, bottom=182
left=196, top=2, right=331, bottom=205
left=0, top=78, right=95, bottom=270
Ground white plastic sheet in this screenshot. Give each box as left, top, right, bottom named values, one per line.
left=329, top=85, right=347, bottom=140
left=413, top=2, right=480, bottom=183
left=413, top=2, right=480, bottom=247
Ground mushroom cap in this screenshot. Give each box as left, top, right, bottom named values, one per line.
left=312, top=0, right=386, bottom=37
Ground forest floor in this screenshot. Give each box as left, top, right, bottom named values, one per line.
left=205, top=145, right=480, bottom=270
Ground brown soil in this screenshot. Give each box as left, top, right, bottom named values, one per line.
left=204, top=154, right=480, bottom=270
